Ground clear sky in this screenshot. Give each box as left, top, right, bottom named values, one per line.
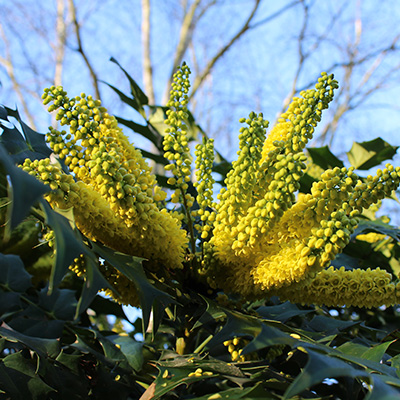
left=2, top=0, right=400, bottom=327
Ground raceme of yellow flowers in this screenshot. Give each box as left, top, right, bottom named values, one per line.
left=20, top=63, right=400, bottom=309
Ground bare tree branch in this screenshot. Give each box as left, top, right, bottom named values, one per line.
left=68, top=0, right=101, bottom=100
left=188, top=0, right=262, bottom=101
left=0, top=23, right=37, bottom=128
left=141, top=0, right=155, bottom=104
left=162, top=0, right=202, bottom=103
left=54, top=0, right=68, bottom=87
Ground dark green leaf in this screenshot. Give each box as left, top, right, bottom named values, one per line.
left=89, top=295, right=128, bottom=320
left=338, top=340, right=395, bottom=363
left=365, top=375, right=400, bottom=399
left=136, top=147, right=168, bottom=166
left=347, top=138, right=398, bottom=170
left=0, top=106, right=51, bottom=161
left=90, top=242, right=175, bottom=334
left=0, top=352, right=55, bottom=400
left=109, top=57, right=148, bottom=118
left=308, top=146, right=345, bottom=170
left=109, top=334, right=143, bottom=372
left=0, top=325, right=60, bottom=358
left=55, top=350, right=81, bottom=375
left=38, top=285, right=77, bottom=320
left=306, top=315, right=359, bottom=333
left=102, top=81, right=143, bottom=114
left=352, top=219, right=400, bottom=242
left=116, top=116, right=162, bottom=149
left=256, top=302, right=313, bottom=323
left=75, top=254, right=114, bottom=318
left=0, top=253, right=32, bottom=292
left=284, top=349, right=369, bottom=399
left=40, top=201, right=86, bottom=292
left=240, top=323, right=296, bottom=355
left=191, top=384, right=271, bottom=400
left=207, top=310, right=263, bottom=349
left=0, top=145, right=48, bottom=229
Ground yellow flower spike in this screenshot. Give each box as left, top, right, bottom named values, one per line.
left=261, top=72, right=338, bottom=160
left=40, top=86, right=188, bottom=275
left=275, top=266, right=399, bottom=308
left=194, top=137, right=216, bottom=240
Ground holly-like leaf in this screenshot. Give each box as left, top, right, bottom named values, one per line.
left=284, top=349, right=369, bottom=399
left=75, top=253, right=114, bottom=318
left=207, top=310, right=263, bottom=349
left=116, top=116, right=163, bottom=150
left=240, top=322, right=297, bottom=356
left=90, top=242, right=175, bottom=334
left=0, top=325, right=60, bottom=359
left=352, top=219, right=400, bottom=242
left=306, top=315, right=359, bottom=334
left=0, top=145, right=48, bottom=229
left=38, top=286, right=77, bottom=321
left=256, top=302, right=313, bottom=323
left=40, top=201, right=86, bottom=292
left=0, top=352, right=55, bottom=399
left=109, top=334, right=144, bottom=372
left=347, top=138, right=398, bottom=170
left=365, top=375, right=400, bottom=400
left=109, top=57, right=149, bottom=118
left=0, top=253, right=32, bottom=292
left=307, top=146, right=345, bottom=170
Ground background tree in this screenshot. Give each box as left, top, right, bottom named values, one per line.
left=1, top=0, right=400, bottom=157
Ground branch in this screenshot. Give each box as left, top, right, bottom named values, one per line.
left=54, top=0, right=67, bottom=87
left=0, top=24, right=37, bottom=129
left=188, top=0, right=262, bottom=100
left=68, top=0, right=101, bottom=100
left=141, top=0, right=155, bottom=104
left=162, top=0, right=202, bottom=104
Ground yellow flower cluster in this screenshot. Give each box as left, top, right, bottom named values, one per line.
left=223, top=337, right=254, bottom=362
left=202, top=72, right=400, bottom=307
left=193, top=137, right=216, bottom=240
left=277, top=266, right=400, bottom=309
left=163, top=62, right=194, bottom=208
left=21, top=158, right=185, bottom=271
left=18, top=64, right=400, bottom=310
left=40, top=87, right=187, bottom=272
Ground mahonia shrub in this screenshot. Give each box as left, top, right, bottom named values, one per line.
left=3, top=61, right=400, bottom=399
left=16, top=64, right=400, bottom=309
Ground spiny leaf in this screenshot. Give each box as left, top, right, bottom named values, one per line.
left=0, top=352, right=55, bottom=400
left=0, top=253, right=32, bottom=292
left=109, top=334, right=144, bottom=372
left=306, top=315, right=359, bottom=334
left=207, top=310, right=263, bottom=349
left=365, top=375, right=400, bottom=399
left=284, top=349, right=369, bottom=399
left=90, top=242, right=175, bottom=334
left=109, top=57, right=148, bottom=118
left=116, top=115, right=162, bottom=149
left=0, top=325, right=60, bottom=358
left=352, top=219, right=400, bottom=241
left=308, top=145, right=345, bottom=170
left=74, top=253, right=114, bottom=319
left=38, top=285, right=77, bottom=321
left=240, top=322, right=297, bottom=356
left=0, top=145, right=48, bottom=229
left=256, top=302, right=313, bottom=323
left=0, top=106, right=51, bottom=162
left=338, top=340, right=395, bottom=363
left=347, top=138, right=398, bottom=170
left=40, top=201, right=86, bottom=292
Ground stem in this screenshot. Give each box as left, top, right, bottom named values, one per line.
left=193, top=333, right=213, bottom=354
left=180, top=186, right=197, bottom=261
